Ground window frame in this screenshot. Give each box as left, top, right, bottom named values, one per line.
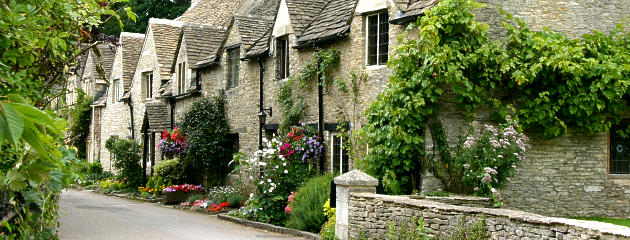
left=178, top=62, right=186, bottom=94
left=608, top=124, right=630, bottom=178
left=277, top=37, right=289, bottom=80
left=329, top=133, right=349, bottom=175
left=143, top=71, right=153, bottom=99
left=365, top=11, right=389, bottom=66
left=112, top=79, right=120, bottom=102
left=227, top=47, right=240, bottom=89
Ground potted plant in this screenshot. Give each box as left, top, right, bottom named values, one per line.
left=162, top=184, right=205, bottom=204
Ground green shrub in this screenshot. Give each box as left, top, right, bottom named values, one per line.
left=285, top=174, right=334, bottom=233
left=226, top=192, right=245, bottom=208
left=153, top=158, right=183, bottom=184
left=146, top=176, right=154, bottom=188
left=69, top=89, right=92, bottom=159
left=180, top=92, right=233, bottom=186
left=105, top=136, right=143, bottom=187
left=88, top=161, right=103, bottom=174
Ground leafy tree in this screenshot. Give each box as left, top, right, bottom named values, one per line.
left=0, top=0, right=129, bottom=237
left=180, top=91, right=232, bottom=186
left=100, top=0, right=191, bottom=36
left=68, top=89, right=93, bottom=159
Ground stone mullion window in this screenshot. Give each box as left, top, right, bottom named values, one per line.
left=143, top=72, right=153, bottom=99
left=178, top=62, right=186, bottom=94
left=112, top=79, right=120, bottom=102
left=227, top=48, right=240, bottom=88
left=609, top=124, right=630, bottom=175
left=277, top=37, right=289, bottom=80
left=366, top=12, right=389, bottom=66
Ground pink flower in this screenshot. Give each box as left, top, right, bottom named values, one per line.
left=288, top=192, right=295, bottom=202
left=285, top=206, right=292, bottom=213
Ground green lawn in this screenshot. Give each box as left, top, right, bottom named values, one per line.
left=573, top=217, right=630, bottom=228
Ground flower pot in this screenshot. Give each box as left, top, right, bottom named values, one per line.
left=163, top=191, right=190, bottom=204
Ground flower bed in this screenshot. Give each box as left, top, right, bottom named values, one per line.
left=162, top=184, right=205, bottom=204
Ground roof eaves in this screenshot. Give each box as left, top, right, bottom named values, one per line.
left=294, top=26, right=351, bottom=49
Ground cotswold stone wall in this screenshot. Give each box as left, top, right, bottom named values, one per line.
left=348, top=193, right=630, bottom=240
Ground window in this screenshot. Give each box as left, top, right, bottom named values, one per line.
left=610, top=124, right=630, bottom=175
left=112, top=79, right=120, bottom=102
left=178, top=62, right=186, bottom=94
left=143, top=72, right=153, bottom=99
left=366, top=12, right=389, bottom=66
left=227, top=48, right=240, bottom=88
left=330, top=133, right=349, bottom=174
left=277, top=37, right=289, bottom=79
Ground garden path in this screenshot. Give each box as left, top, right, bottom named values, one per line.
left=59, top=189, right=302, bottom=240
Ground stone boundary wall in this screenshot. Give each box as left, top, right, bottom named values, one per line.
left=218, top=214, right=320, bottom=240
left=409, top=195, right=493, bottom=208
left=348, top=193, right=630, bottom=240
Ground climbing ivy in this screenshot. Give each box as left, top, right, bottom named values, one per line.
left=363, top=0, right=630, bottom=194
left=276, top=49, right=340, bottom=131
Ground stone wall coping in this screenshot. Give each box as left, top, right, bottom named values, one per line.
left=334, top=170, right=378, bottom=186
left=410, top=195, right=492, bottom=201
left=350, top=193, right=630, bottom=238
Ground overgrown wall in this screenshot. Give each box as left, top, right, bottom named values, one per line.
left=348, top=193, right=630, bottom=240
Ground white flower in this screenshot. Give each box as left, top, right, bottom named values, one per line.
left=250, top=193, right=254, bottom=198
left=259, top=161, right=267, bottom=166
left=284, top=170, right=288, bottom=174
left=282, top=162, right=287, bottom=166
left=267, top=179, right=272, bottom=183
left=491, top=188, right=497, bottom=193
left=259, top=181, right=264, bottom=185
left=275, top=165, right=279, bottom=169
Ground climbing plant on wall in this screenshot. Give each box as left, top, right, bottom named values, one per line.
left=363, top=0, right=630, bottom=194
left=276, top=48, right=340, bottom=132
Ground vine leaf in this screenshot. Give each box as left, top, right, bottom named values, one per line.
left=1, top=102, right=23, bottom=148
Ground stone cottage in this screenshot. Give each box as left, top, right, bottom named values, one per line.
left=83, top=0, right=630, bottom=219
left=95, top=32, right=145, bottom=171
left=84, top=44, right=116, bottom=163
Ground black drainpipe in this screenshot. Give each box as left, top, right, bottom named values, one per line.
left=127, top=98, right=135, bottom=139
left=169, top=98, right=175, bottom=129
left=258, top=56, right=265, bottom=154
left=317, top=49, right=325, bottom=174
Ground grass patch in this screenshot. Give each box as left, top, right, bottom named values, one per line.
left=573, top=217, right=630, bottom=228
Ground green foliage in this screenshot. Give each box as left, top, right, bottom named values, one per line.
left=100, top=0, right=191, bottom=36
left=68, top=89, right=92, bottom=159
left=180, top=91, right=233, bottom=185
left=384, top=216, right=488, bottom=240
left=105, top=136, right=143, bottom=187
left=185, top=193, right=205, bottom=204
left=363, top=0, right=630, bottom=194
left=146, top=176, right=154, bottom=188
left=0, top=0, right=129, bottom=107
left=153, top=158, right=183, bottom=185
left=285, top=174, right=334, bottom=233
left=88, top=161, right=104, bottom=175
left=226, top=192, right=246, bottom=208
left=319, top=199, right=336, bottom=240
left=276, top=49, right=340, bottom=130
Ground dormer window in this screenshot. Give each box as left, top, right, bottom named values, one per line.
left=277, top=37, right=289, bottom=80
left=178, top=62, right=186, bottom=94
left=366, top=12, right=389, bottom=66
left=227, top=48, right=240, bottom=89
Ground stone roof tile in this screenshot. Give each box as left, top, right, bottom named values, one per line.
left=120, top=32, right=145, bottom=91
left=392, top=0, right=437, bottom=24
left=235, top=16, right=274, bottom=51
left=296, top=0, right=358, bottom=47
left=181, top=23, right=227, bottom=67
left=90, top=44, right=117, bottom=82
left=176, top=0, right=246, bottom=26
left=286, top=0, right=330, bottom=35
left=144, top=102, right=170, bottom=133
left=149, top=19, right=183, bottom=81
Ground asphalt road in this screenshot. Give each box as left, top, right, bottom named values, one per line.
left=59, top=189, right=302, bottom=240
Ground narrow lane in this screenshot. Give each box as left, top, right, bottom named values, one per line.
left=59, top=189, right=301, bottom=240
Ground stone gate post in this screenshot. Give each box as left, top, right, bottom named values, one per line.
left=334, top=170, right=378, bottom=240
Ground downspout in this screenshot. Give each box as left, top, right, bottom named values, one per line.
left=127, top=98, right=135, bottom=139
left=258, top=56, right=265, bottom=154
left=317, top=49, right=325, bottom=174
left=169, top=98, right=175, bottom=129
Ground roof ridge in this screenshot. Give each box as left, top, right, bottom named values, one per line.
left=120, top=32, right=145, bottom=38
left=149, top=18, right=184, bottom=27
left=183, top=22, right=228, bottom=30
